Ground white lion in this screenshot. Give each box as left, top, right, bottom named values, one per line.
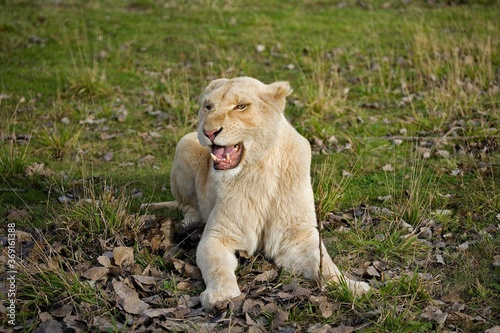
left=146, top=77, right=370, bottom=311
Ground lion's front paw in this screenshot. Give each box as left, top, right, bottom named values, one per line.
left=200, top=285, right=241, bottom=312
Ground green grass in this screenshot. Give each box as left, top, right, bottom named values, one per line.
left=1, top=0, right=499, bottom=332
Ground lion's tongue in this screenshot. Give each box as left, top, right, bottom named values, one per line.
left=212, top=145, right=235, bottom=159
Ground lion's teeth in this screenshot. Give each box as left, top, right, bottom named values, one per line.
left=225, top=153, right=230, bottom=161
left=210, top=153, right=218, bottom=162
left=234, top=145, right=239, bottom=152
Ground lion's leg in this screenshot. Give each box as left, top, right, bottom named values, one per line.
left=273, top=229, right=370, bottom=296
left=141, top=133, right=205, bottom=227
left=196, top=234, right=241, bottom=312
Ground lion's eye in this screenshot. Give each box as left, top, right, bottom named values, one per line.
left=204, top=104, right=213, bottom=111
left=234, top=104, right=248, bottom=111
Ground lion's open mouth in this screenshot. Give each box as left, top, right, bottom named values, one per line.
left=210, top=143, right=244, bottom=170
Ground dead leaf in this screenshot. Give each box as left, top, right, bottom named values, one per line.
left=6, top=209, right=28, bottom=222
left=33, top=319, right=64, bottom=333
left=172, top=259, right=203, bottom=280
left=308, top=324, right=333, bottom=333
left=242, top=298, right=263, bottom=316
left=93, top=316, right=124, bottom=330
left=309, top=295, right=338, bottom=318
left=485, top=326, right=500, bottom=333
left=138, top=154, right=155, bottom=165
left=178, top=294, right=200, bottom=308
left=63, top=315, right=86, bottom=332
left=132, top=274, right=159, bottom=291
left=142, top=307, right=174, bottom=318
left=25, top=162, right=54, bottom=177
left=420, top=305, right=448, bottom=324
left=442, top=293, right=462, bottom=303
left=113, top=246, right=134, bottom=268
left=81, top=267, right=109, bottom=282
left=176, top=281, right=192, bottom=291
left=112, top=279, right=150, bottom=315
left=254, top=269, right=278, bottom=283
left=271, top=308, right=289, bottom=330
left=39, top=312, right=52, bottom=322
left=97, top=255, right=112, bottom=267
left=330, top=325, right=355, bottom=333
left=15, top=229, right=32, bottom=242
left=159, top=218, right=175, bottom=250
left=50, top=304, right=73, bottom=318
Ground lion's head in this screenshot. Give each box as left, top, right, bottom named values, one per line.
left=197, top=77, right=292, bottom=171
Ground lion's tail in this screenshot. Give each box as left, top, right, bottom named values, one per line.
left=140, top=201, right=180, bottom=211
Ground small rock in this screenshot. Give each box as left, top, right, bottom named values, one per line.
left=435, top=150, right=450, bottom=158
left=60, top=117, right=70, bottom=125
left=103, top=152, right=113, bottom=161
left=377, top=194, right=392, bottom=201
left=435, top=254, right=445, bottom=265
left=458, top=241, right=469, bottom=251
left=419, top=227, right=432, bottom=240
left=398, top=220, right=414, bottom=233
left=382, top=164, right=394, bottom=172
left=342, top=170, right=353, bottom=177
left=366, top=266, right=380, bottom=277
left=58, top=195, right=73, bottom=204
left=256, top=44, right=265, bottom=52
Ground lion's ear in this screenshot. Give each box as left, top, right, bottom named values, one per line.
left=204, top=78, right=230, bottom=94
left=264, top=81, right=293, bottom=112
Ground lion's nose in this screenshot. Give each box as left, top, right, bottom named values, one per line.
left=203, top=128, right=222, bottom=143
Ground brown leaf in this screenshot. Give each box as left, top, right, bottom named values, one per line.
left=50, top=304, right=73, bottom=318
left=39, top=312, right=52, bottom=322
left=132, top=274, right=158, bottom=285
left=172, top=259, right=203, bottom=280
left=420, top=305, right=448, bottom=324
left=176, top=281, right=192, bottom=291
left=6, top=209, right=28, bottom=222
left=254, top=269, right=278, bottom=283
left=171, top=306, right=191, bottom=319
left=178, top=294, right=200, bottom=308
left=442, top=293, right=462, bottom=303
left=113, top=246, right=134, bottom=268
left=97, top=255, right=112, bottom=267
left=141, top=307, right=174, bottom=318
left=93, top=317, right=124, bottom=331
left=159, top=218, right=175, bottom=250
left=330, top=325, right=355, bottom=333
left=271, top=309, right=289, bottom=330
left=309, top=295, right=338, bottom=318
left=62, top=315, right=85, bottom=332
left=243, top=298, right=263, bottom=316
left=132, top=274, right=159, bottom=291
left=34, top=319, right=63, bottom=333
left=81, top=267, right=109, bottom=282
left=112, top=279, right=150, bottom=314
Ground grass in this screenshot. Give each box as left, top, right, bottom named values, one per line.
left=0, top=0, right=499, bottom=332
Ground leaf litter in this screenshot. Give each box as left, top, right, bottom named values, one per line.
left=10, top=195, right=496, bottom=333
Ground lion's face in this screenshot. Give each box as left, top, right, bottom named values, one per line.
left=197, top=77, right=292, bottom=172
